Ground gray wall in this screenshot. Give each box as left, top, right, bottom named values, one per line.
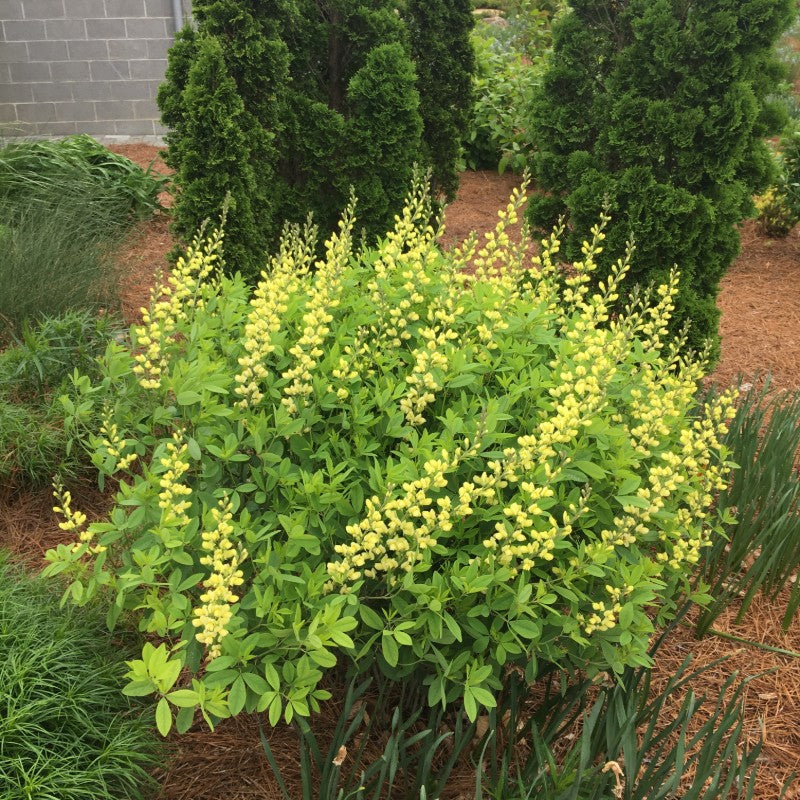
left=1, top=0, right=190, bottom=139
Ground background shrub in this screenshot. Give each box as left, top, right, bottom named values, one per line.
left=48, top=185, right=733, bottom=753
left=0, top=552, right=161, bottom=800
left=404, top=0, right=475, bottom=199
left=527, top=0, right=794, bottom=360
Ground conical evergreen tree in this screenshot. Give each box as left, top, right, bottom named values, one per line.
left=404, top=0, right=475, bottom=201
left=173, top=34, right=261, bottom=278
left=527, top=0, right=793, bottom=360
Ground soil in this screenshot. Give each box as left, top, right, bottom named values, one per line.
left=2, top=145, right=800, bottom=799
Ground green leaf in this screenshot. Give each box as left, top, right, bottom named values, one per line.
left=381, top=632, right=399, bottom=667
left=168, top=689, right=200, bottom=708
left=177, top=390, right=202, bottom=405
left=228, top=676, right=247, bottom=716
left=156, top=697, right=172, bottom=736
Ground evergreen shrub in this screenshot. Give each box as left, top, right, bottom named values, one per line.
left=159, top=0, right=473, bottom=270
left=46, top=185, right=734, bottom=737
left=528, top=0, right=794, bottom=360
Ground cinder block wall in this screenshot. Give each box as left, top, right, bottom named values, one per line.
left=1, top=0, right=190, bottom=139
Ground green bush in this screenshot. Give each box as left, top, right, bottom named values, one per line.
left=527, top=0, right=794, bottom=360
left=158, top=5, right=286, bottom=280
left=0, top=136, right=166, bottom=330
left=758, top=122, right=800, bottom=236
left=0, top=311, right=120, bottom=487
left=46, top=185, right=734, bottom=741
left=464, top=20, right=549, bottom=172
left=0, top=552, right=161, bottom=800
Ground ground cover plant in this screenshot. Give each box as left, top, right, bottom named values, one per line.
left=0, top=551, right=160, bottom=800
left=527, top=0, right=795, bottom=360
left=0, top=135, right=167, bottom=331
left=43, top=177, right=742, bottom=796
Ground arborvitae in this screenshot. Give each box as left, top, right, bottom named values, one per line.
left=404, top=0, right=475, bottom=201
left=279, top=0, right=424, bottom=240
left=527, top=0, right=793, bottom=360
left=158, top=1, right=290, bottom=276
left=159, top=0, right=467, bottom=266
left=172, top=34, right=261, bottom=278
left=344, top=43, right=423, bottom=238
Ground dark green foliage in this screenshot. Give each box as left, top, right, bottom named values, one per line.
left=159, top=0, right=465, bottom=268
left=159, top=2, right=289, bottom=278
left=405, top=0, right=475, bottom=200
left=344, top=43, right=423, bottom=239
left=0, top=553, right=162, bottom=800
left=528, top=0, right=794, bottom=360
left=169, top=34, right=263, bottom=278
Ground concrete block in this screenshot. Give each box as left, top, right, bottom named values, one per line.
left=107, top=38, right=148, bottom=59
left=45, top=18, right=87, bottom=39
left=3, top=2, right=25, bottom=21
left=35, top=120, right=79, bottom=135
left=86, top=17, right=126, bottom=38
left=94, top=98, right=134, bottom=119
left=9, top=60, right=51, bottom=83
left=153, top=119, right=168, bottom=135
left=50, top=60, right=91, bottom=80
left=132, top=98, right=157, bottom=119
left=105, top=0, right=144, bottom=15
left=0, top=120, right=33, bottom=137
left=124, top=17, right=167, bottom=39
left=0, top=103, right=18, bottom=123
left=16, top=102, right=56, bottom=122
left=3, top=20, right=46, bottom=41
left=0, top=64, right=9, bottom=84
left=76, top=119, right=119, bottom=135
left=65, top=0, right=106, bottom=16
left=0, top=43, right=28, bottom=64
left=67, top=40, right=108, bottom=60
left=108, top=78, right=152, bottom=100
left=0, top=82, right=34, bottom=103
left=22, top=0, right=65, bottom=19
left=31, top=81, right=70, bottom=102
left=55, top=99, right=94, bottom=120
left=129, top=58, right=166, bottom=79
left=114, top=118, right=155, bottom=136
left=69, top=79, right=111, bottom=100
left=89, top=59, right=130, bottom=81
left=146, top=37, right=171, bottom=60
left=144, top=0, right=171, bottom=15
left=27, top=40, right=69, bottom=62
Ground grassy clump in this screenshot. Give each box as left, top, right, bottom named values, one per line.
left=0, top=135, right=167, bottom=331
left=0, top=310, right=121, bottom=487
left=0, top=552, right=162, bottom=800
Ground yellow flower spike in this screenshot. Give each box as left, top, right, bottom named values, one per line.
left=192, top=497, right=248, bottom=660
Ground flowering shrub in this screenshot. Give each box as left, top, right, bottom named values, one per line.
left=45, top=180, right=735, bottom=736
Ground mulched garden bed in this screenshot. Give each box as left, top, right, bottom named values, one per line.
left=1, top=145, right=798, bottom=799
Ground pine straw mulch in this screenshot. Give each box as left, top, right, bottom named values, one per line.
left=1, top=152, right=800, bottom=798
